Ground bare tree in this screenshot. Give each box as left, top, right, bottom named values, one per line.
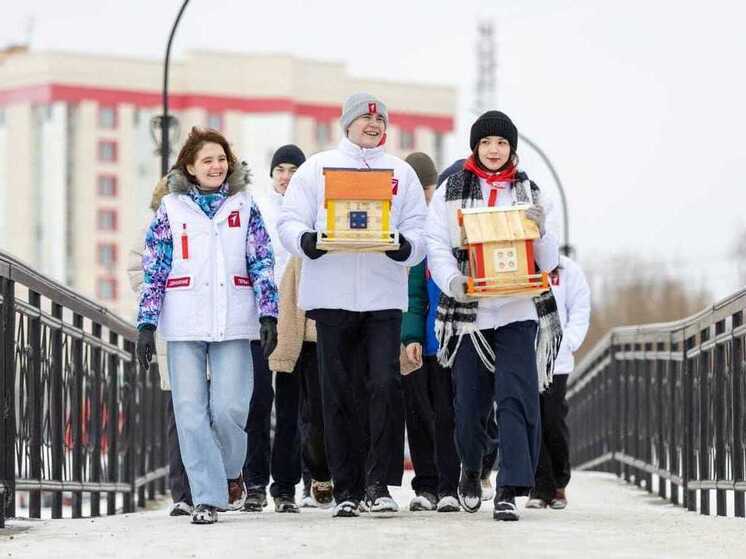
left=577, top=254, right=711, bottom=360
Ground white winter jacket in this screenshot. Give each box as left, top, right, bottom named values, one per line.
left=254, top=186, right=290, bottom=282
left=277, top=137, right=427, bottom=312
left=550, top=255, right=591, bottom=375
left=426, top=173, right=560, bottom=330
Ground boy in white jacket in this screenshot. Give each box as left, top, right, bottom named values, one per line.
left=277, top=92, right=427, bottom=517
left=527, top=254, right=590, bottom=510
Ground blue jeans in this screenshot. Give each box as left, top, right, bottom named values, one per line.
left=168, top=339, right=253, bottom=508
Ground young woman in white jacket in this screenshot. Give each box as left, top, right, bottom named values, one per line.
left=526, top=254, right=590, bottom=510
left=425, top=111, right=561, bottom=521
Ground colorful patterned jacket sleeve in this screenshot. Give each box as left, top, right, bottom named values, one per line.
left=247, top=199, right=279, bottom=318
left=137, top=204, right=173, bottom=328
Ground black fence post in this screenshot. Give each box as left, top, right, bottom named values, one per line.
left=733, top=311, right=745, bottom=518
left=50, top=302, right=64, bottom=518
left=683, top=334, right=695, bottom=511
left=90, top=322, right=102, bottom=517
left=28, top=290, right=42, bottom=519
left=656, top=341, right=667, bottom=500
left=107, top=331, right=119, bottom=516
left=123, top=340, right=135, bottom=513
left=699, top=326, right=711, bottom=516
left=71, top=314, right=84, bottom=518
left=0, top=276, right=17, bottom=524
left=714, top=319, right=727, bottom=517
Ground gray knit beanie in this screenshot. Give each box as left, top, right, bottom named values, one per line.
left=339, top=92, right=388, bottom=133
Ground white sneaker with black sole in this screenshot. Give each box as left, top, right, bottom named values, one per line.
left=332, top=500, right=360, bottom=518
left=436, top=495, right=460, bottom=513
left=409, top=491, right=437, bottom=512
left=364, top=485, right=399, bottom=516
left=169, top=501, right=193, bottom=516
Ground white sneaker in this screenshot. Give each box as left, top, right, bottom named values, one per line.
left=332, top=500, right=360, bottom=518
left=301, top=494, right=317, bottom=508
left=169, top=501, right=193, bottom=516
left=481, top=478, right=495, bottom=501
left=436, top=495, right=460, bottom=513
left=409, top=492, right=437, bottom=511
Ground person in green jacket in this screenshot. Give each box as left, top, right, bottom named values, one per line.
left=401, top=153, right=461, bottom=512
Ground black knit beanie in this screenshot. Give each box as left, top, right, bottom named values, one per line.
left=469, top=111, right=518, bottom=151
left=270, top=144, right=306, bottom=177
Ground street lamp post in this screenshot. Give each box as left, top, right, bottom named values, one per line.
left=518, top=132, right=571, bottom=256
left=157, top=0, right=190, bottom=177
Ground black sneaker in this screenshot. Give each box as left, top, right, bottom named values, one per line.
left=363, top=484, right=399, bottom=515
left=191, top=504, right=218, bottom=524
left=242, top=485, right=267, bottom=512
left=458, top=470, right=482, bottom=513
left=493, top=487, right=519, bottom=521
left=274, top=494, right=300, bottom=513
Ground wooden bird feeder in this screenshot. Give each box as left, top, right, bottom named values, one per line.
left=458, top=205, right=550, bottom=297
left=317, top=167, right=400, bottom=252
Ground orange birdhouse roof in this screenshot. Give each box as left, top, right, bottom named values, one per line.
left=323, top=167, right=393, bottom=201
left=459, top=205, right=540, bottom=244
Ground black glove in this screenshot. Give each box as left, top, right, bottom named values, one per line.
left=300, top=231, right=327, bottom=260
left=259, top=316, right=278, bottom=360
left=137, top=325, right=156, bottom=371
left=385, top=233, right=412, bottom=262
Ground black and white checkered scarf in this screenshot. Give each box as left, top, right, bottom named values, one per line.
left=434, top=168, right=563, bottom=391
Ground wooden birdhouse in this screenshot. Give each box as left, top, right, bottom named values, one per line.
left=317, top=167, right=400, bottom=252
left=458, top=205, right=550, bottom=297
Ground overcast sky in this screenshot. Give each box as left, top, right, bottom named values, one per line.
left=3, top=0, right=745, bottom=300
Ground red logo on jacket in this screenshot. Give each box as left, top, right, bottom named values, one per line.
left=228, top=211, right=241, bottom=228
left=233, top=276, right=252, bottom=287
left=166, top=276, right=191, bottom=289
left=391, top=178, right=399, bottom=195
left=368, top=102, right=377, bottom=114
left=550, top=271, right=560, bottom=286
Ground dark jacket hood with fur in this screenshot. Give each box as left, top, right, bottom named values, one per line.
left=166, top=161, right=252, bottom=196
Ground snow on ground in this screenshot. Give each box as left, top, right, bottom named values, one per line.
left=2, top=471, right=745, bottom=559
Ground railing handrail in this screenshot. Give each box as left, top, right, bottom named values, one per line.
left=570, top=286, right=746, bottom=386
left=0, top=249, right=136, bottom=337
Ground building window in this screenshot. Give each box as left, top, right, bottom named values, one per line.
left=433, top=133, right=444, bottom=169
left=207, top=112, right=224, bottom=131
left=97, top=243, right=117, bottom=267
left=96, top=277, right=118, bottom=301
left=399, top=129, right=415, bottom=151
left=97, top=140, right=118, bottom=163
left=98, top=106, right=117, bottom=129
left=0, top=109, right=5, bottom=127
left=315, top=121, right=331, bottom=147
left=97, top=175, right=118, bottom=197
left=97, top=209, right=118, bottom=231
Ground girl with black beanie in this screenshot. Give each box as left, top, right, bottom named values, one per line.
left=424, top=110, right=562, bottom=521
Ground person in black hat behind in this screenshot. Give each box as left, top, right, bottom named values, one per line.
left=425, top=110, right=562, bottom=521
left=242, top=144, right=308, bottom=514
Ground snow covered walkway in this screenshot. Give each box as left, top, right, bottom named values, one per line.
left=2, top=471, right=745, bottom=558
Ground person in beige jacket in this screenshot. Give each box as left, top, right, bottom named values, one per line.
left=127, top=177, right=193, bottom=516
left=268, top=256, right=333, bottom=507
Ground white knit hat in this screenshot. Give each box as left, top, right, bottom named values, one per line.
left=339, top=92, right=388, bottom=133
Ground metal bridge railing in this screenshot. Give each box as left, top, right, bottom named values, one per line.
left=0, top=250, right=168, bottom=527
left=568, top=287, right=746, bottom=517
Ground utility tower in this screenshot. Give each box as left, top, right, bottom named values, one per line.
left=473, top=20, right=497, bottom=115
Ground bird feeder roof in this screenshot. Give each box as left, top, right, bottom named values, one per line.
left=323, top=167, right=393, bottom=201
left=460, top=205, right=540, bottom=243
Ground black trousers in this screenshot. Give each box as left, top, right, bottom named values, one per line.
left=297, top=342, right=331, bottom=482
left=311, top=309, right=405, bottom=503
left=167, top=395, right=192, bottom=505
left=453, top=322, right=540, bottom=496
left=243, top=341, right=301, bottom=497
left=534, top=374, right=571, bottom=498
left=402, top=356, right=460, bottom=498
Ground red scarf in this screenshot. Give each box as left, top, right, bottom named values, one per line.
left=463, top=156, right=516, bottom=185
left=463, top=156, right=516, bottom=206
